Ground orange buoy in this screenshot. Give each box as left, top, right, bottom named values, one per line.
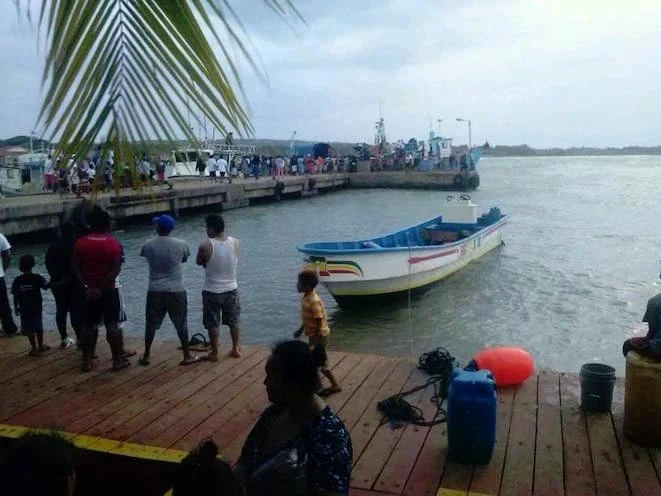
left=473, top=347, right=534, bottom=387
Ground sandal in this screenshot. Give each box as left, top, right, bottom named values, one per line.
left=82, top=361, right=94, bottom=372
left=122, top=350, right=137, bottom=359
left=112, top=359, right=131, bottom=372
left=179, top=333, right=210, bottom=352
left=138, top=356, right=151, bottom=366
left=28, top=349, right=40, bottom=357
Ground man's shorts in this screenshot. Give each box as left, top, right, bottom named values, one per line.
left=81, top=288, right=120, bottom=327
left=146, top=291, right=188, bottom=333
left=202, top=289, right=240, bottom=329
left=20, top=313, right=43, bottom=335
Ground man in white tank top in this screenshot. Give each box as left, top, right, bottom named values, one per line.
left=196, top=214, right=241, bottom=359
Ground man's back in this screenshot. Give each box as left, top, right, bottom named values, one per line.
left=46, top=237, right=75, bottom=282
left=203, top=237, right=238, bottom=294
left=644, top=293, right=661, bottom=339
left=74, top=233, right=121, bottom=289
left=141, top=236, right=190, bottom=292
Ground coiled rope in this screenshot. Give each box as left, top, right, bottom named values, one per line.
left=377, top=347, right=456, bottom=428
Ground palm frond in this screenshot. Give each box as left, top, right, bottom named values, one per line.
left=17, top=0, right=300, bottom=177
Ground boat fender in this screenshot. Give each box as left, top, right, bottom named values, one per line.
left=468, top=176, right=478, bottom=189
left=308, top=177, right=316, bottom=190
left=274, top=181, right=285, bottom=194
left=471, top=347, right=534, bottom=386
left=453, top=174, right=465, bottom=187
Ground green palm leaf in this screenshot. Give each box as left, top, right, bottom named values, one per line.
left=16, top=0, right=300, bottom=190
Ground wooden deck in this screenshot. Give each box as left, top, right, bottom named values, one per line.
left=1, top=332, right=660, bottom=495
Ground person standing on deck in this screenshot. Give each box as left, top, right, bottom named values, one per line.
left=72, top=206, right=131, bottom=372
left=45, top=222, right=79, bottom=349
left=139, top=215, right=199, bottom=366
left=208, top=153, right=218, bottom=183
left=196, top=214, right=241, bottom=360
left=0, top=232, right=18, bottom=336
left=217, top=155, right=229, bottom=184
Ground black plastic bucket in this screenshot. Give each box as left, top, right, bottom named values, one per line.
left=580, top=363, right=616, bottom=412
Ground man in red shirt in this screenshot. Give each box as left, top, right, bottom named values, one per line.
left=72, top=206, right=130, bottom=372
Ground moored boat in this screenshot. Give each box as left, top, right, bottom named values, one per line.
left=297, top=195, right=508, bottom=308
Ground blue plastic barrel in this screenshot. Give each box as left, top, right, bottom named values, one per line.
left=447, top=368, right=497, bottom=464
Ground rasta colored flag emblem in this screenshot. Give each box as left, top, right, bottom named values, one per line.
left=305, top=257, right=364, bottom=278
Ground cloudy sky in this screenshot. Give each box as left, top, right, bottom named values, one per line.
left=0, top=0, right=659, bottom=147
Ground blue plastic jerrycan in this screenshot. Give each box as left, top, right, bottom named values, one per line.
left=447, top=367, right=497, bottom=464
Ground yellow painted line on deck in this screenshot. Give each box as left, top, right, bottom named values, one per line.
left=0, top=423, right=186, bottom=463
left=437, top=489, right=494, bottom=496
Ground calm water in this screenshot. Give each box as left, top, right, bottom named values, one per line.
left=6, top=156, right=661, bottom=373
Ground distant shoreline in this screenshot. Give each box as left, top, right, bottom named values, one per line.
left=482, top=145, right=661, bottom=158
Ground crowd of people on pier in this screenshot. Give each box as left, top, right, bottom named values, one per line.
left=0, top=207, right=351, bottom=495
left=39, top=149, right=353, bottom=197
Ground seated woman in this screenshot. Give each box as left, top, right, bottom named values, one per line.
left=236, top=340, right=353, bottom=496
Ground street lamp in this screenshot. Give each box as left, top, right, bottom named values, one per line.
left=437, top=119, right=443, bottom=136
left=456, top=118, right=472, bottom=151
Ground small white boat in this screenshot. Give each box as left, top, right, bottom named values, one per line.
left=297, top=195, right=508, bottom=308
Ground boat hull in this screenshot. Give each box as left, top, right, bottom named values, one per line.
left=301, top=217, right=507, bottom=308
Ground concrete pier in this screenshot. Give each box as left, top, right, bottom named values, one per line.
left=0, top=174, right=348, bottom=236
left=348, top=170, right=479, bottom=190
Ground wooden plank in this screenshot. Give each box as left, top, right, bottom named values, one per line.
left=4, top=340, right=175, bottom=427
left=336, top=356, right=401, bottom=431
left=586, top=411, right=629, bottom=495
left=350, top=360, right=417, bottom=489
left=0, top=332, right=70, bottom=379
left=611, top=379, right=661, bottom=496
left=438, top=460, right=472, bottom=496
left=650, top=450, right=661, bottom=494
left=349, top=489, right=393, bottom=496
left=325, top=354, right=382, bottom=414
left=374, top=367, right=442, bottom=494
left=612, top=408, right=661, bottom=496
left=533, top=370, right=563, bottom=496
left=401, top=414, right=448, bottom=496
left=0, top=346, right=114, bottom=421
left=64, top=347, right=260, bottom=435
left=499, top=375, right=537, bottom=496
left=469, top=387, right=515, bottom=496
left=559, top=373, right=596, bottom=496
left=94, top=348, right=269, bottom=440
left=127, top=348, right=270, bottom=445
left=204, top=352, right=364, bottom=462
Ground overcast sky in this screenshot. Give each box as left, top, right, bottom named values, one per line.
left=0, top=0, right=659, bottom=147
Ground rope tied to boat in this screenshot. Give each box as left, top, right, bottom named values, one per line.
left=377, top=347, right=456, bottom=428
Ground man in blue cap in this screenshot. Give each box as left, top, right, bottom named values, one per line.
left=139, top=214, right=199, bottom=365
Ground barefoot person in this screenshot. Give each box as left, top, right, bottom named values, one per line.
left=196, top=214, right=241, bottom=360
left=11, top=255, right=50, bottom=356
left=72, top=206, right=130, bottom=372
left=139, top=214, right=198, bottom=366
left=293, top=269, right=342, bottom=397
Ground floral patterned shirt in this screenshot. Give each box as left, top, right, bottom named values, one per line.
left=240, top=404, right=352, bottom=495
